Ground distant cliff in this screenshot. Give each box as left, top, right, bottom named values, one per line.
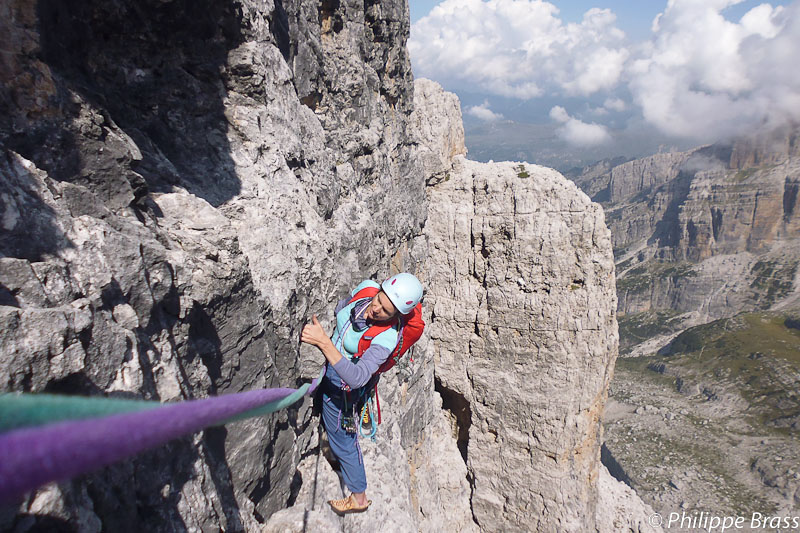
left=1, top=1, right=650, bottom=532
left=570, top=129, right=800, bottom=328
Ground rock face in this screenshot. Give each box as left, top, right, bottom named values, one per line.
left=411, top=78, right=466, bottom=184
left=424, top=145, right=623, bottom=529
left=1, top=0, right=427, bottom=530
left=573, top=138, right=800, bottom=322
left=254, top=78, right=477, bottom=533
left=2, top=1, right=637, bottom=532
left=269, top=79, right=655, bottom=533
left=596, top=464, right=662, bottom=533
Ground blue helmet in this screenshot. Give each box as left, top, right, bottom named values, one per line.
left=381, top=273, right=423, bottom=315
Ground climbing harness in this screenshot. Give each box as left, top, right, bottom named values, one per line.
left=336, top=381, right=370, bottom=436
left=0, top=366, right=325, bottom=505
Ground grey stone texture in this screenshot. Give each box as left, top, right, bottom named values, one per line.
left=596, top=464, right=662, bottom=533
left=425, top=153, right=620, bottom=532
left=2, top=0, right=425, bottom=530
left=410, top=78, right=467, bottom=185
left=1, top=0, right=642, bottom=531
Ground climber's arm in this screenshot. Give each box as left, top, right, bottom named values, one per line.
left=332, top=344, right=391, bottom=389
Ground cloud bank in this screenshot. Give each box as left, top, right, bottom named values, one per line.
left=550, top=106, right=611, bottom=146
left=410, top=0, right=800, bottom=142
left=631, top=0, right=793, bottom=139
left=466, top=100, right=505, bottom=121
left=409, top=0, right=628, bottom=99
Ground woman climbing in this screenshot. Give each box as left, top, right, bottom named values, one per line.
left=300, top=272, right=424, bottom=515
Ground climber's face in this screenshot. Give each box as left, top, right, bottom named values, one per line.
left=365, top=290, right=397, bottom=322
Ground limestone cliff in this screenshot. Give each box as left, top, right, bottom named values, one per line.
left=2, top=0, right=424, bottom=530
left=263, top=77, right=660, bottom=533
left=1, top=1, right=644, bottom=532
left=421, top=95, right=649, bottom=530
left=571, top=134, right=800, bottom=327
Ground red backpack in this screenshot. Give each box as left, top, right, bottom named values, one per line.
left=348, top=286, right=425, bottom=374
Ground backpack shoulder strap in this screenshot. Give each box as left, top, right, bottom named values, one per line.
left=355, top=321, right=397, bottom=359
left=349, top=286, right=379, bottom=305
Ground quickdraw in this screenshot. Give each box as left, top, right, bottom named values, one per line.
left=359, top=393, right=378, bottom=442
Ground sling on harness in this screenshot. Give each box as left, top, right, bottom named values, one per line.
left=359, top=396, right=378, bottom=441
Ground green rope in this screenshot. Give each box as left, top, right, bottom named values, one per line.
left=0, top=394, right=160, bottom=433
left=228, top=367, right=324, bottom=422
left=0, top=367, right=326, bottom=433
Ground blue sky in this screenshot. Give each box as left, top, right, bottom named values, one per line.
left=410, top=1, right=791, bottom=39
left=411, top=1, right=662, bottom=40
left=409, top=1, right=799, bottom=166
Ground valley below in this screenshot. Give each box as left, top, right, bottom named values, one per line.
left=565, top=129, right=800, bottom=531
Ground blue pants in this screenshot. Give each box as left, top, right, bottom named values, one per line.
left=321, top=391, right=367, bottom=493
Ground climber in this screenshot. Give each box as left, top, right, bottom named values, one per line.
left=300, top=273, right=424, bottom=515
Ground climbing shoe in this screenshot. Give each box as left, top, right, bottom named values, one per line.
left=328, top=494, right=371, bottom=515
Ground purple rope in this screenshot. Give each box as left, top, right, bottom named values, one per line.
left=0, top=386, right=301, bottom=504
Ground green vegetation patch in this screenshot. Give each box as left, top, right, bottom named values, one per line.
left=616, top=256, right=634, bottom=271
left=664, top=313, right=800, bottom=364
left=659, top=312, right=800, bottom=433
left=615, top=355, right=678, bottom=390
left=514, top=164, right=530, bottom=179
left=730, top=164, right=777, bottom=183
left=616, top=261, right=697, bottom=294
left=618, top=310, right=684, bottom=353
left=733, top=168, right=756, bottom=182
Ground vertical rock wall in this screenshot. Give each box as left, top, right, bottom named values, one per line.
left=425, top=156, right=617, bottom=531
left=578, top=137, right=800, bottom=319
left=1, top=0, right=427, bottom=530
left=257, top=77, right=476, bottom=533
left=419, top=82, right=623, bottom=531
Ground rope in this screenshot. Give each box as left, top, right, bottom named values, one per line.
left=0, top=394, right=161, bottom=433
left=0, top=367, right=324, bottom=504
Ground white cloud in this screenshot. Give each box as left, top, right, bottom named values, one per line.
left=741, top=3, right=784, bottom=37
left=562, top=46, right=629, bottom=96
left=466, top=100, right=504, bottom=121
left=412, top=0, right=800, bottom=144
left=549, top=106, right=611, bottom=146
left=409, top=0, right=628, bottom=99
left=628, top=0, right=796, bottom=140
left=550, top=105, right=570, bottom=123
left=604, top=97, right=627, bottom=112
